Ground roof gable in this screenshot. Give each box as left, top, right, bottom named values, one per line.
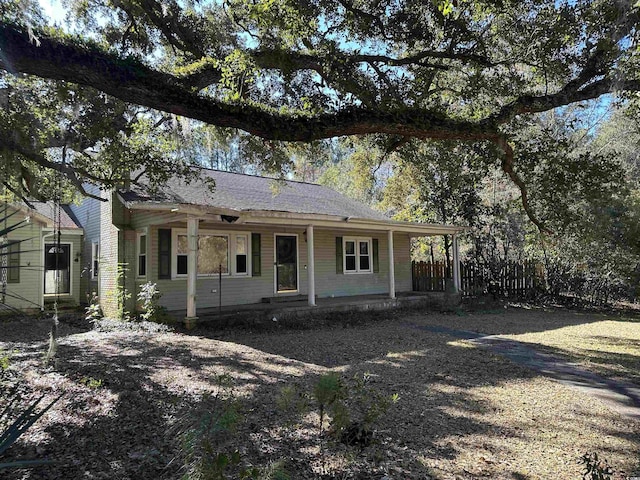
left=12, top=201, right=83, bottom=230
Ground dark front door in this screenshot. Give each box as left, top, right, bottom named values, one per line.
left=44, top=243, right=71, bottom=295
left=275, top=235, right=297, bottom=292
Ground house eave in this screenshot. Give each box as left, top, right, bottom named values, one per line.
left=121, top=199, right=467, bottom=236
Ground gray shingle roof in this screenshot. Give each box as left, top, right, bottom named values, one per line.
left=23, top=201, right=82, bottom=229
left=120, top=168, right=390, bottom=221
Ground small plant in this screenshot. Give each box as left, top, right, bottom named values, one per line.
left=579, top=452, right=614, bottom=480
left=85, top=292, right=103, bottom=323
left=313, top=373, right=344, bottom=434
left=79, top=376, right=103, bottom=389
left=43, top=318, right=58, bottom=366
left=137, top=282, right=165, bottom=322
left=333, top=372, right=398, bottom=447
left=0, top=349, right=11, bottom=372
left=307, top=372, right=398, bottom=447
left=177, top=375, right=289, bottom=480
left=178, top=375, right=250, bottom=480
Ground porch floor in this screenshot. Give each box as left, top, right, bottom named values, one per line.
left=169, top=291, right=459, bottom=325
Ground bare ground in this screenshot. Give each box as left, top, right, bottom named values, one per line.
left=1, top=306, right=639, bottom=480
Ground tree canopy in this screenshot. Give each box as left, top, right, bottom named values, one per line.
left=0, top=0, right=639, bottom=226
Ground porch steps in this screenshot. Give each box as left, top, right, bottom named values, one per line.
left=261, top=294, right=314, bottom=304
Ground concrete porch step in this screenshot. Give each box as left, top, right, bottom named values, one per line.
left=261, top=294, right=314, bottom=304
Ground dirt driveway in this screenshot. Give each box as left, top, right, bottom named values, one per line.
left=1, top=307, right=639, bottom=479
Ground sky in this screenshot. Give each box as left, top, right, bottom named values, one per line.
left=39, top=0, right=65, bottom=24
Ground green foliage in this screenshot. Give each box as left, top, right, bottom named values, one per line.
left=136, top=282, right=164, bottom=322
left=84, top=292, right=103, bottom=323
left=79, top=376, right=103, bottom=389
left=313, top=373, right=344, bottom=433
left=280, top=372, right=397, bottom=448
left=579, top=452, right=614, bottom=480
left=0, top=349, right=11, bottom=372
left=4, top=0, right=637, bottom=207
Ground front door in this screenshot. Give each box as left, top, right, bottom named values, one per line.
left=44, top=243, right=71, bottom=295
left=275, top=235, right=298, bottom=293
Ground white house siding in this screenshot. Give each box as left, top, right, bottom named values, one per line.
left=69, top=186, right=102, bottom=303
left=125, top=210, right=412, bottom=311
left=2, top=210, right=43, bottom=310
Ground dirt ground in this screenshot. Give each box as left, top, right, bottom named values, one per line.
left=1, top=306, right=639, bottom=479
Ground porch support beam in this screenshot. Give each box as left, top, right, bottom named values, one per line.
left=186, top=216, right=199, bottom=322
left=307, top=225, right=316, bottom=306
left=452, top=234, right=461, bottom=293
left=388, top=230, right=395, bottom=299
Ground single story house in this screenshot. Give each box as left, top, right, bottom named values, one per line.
left=1, top=201, right=83, bottom=311
left=2, top=168, right=465, bottom=319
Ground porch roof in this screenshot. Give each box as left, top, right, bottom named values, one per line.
left=119, top=168, right=467, bottom=236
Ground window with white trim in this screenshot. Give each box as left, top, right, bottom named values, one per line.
left=198, top=234, right=229, bottom=274
left=172, top=230, right=250, bottom=277
left=91, top=242, right=99, bottom=279
left=137, top=233, right=147, bottom=277
left=344, top=237, right=372, bottom=273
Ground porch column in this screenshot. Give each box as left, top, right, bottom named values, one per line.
left=186, top=216, right=199, bottom=320
left=452, top=233, right=461, bottom=293
left=307, top=225, right=316, bottom=306
left=388, top=230, right=395, bottom=299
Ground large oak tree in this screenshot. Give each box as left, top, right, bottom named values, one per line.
left=0, top=0, right=638, bottom=228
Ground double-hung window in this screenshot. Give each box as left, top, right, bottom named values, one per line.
left=91, top=242, right=99, bottom=279
left=137, top=233, right=147, bottom=277
left=344, top=237, right=372, bottom=274
left=173, top=230, right=250, bottom=277
left=235, top=235, right=248, bottom=275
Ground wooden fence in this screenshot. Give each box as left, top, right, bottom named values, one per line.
left=412, top=260, right=541, bottom=297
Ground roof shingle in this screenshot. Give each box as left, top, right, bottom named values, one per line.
left=120, top=168, right=390, bottom=221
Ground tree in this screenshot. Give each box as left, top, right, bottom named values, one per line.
left=0, top=0, right=638, bottom=224
left=381, top=140, right=487, bottom=270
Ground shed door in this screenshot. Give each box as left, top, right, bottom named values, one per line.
left=275, top=235, right=298, bottom=293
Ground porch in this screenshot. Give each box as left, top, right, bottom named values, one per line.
left=169, top=291, right=461, bottom=327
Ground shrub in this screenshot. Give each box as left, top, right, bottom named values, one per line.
left=280, top=372, right=398, bottom=448
left=137, top=282, right=165, bottom=322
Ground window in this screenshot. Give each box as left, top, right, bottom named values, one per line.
left=172, top=230, right=250, bottom=277
left=7, top=240, right=20, bottom=284
left=176, top=234, right=188, bottom=275
left=91, top=242, right=99, bottom=279
left=235, top=235, right=248, bottom=275
left=137, top=233, right=147, bottom=277
left=344, top=237, right=372, bottom=273
left=198, top=235, right=228, bottom=274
